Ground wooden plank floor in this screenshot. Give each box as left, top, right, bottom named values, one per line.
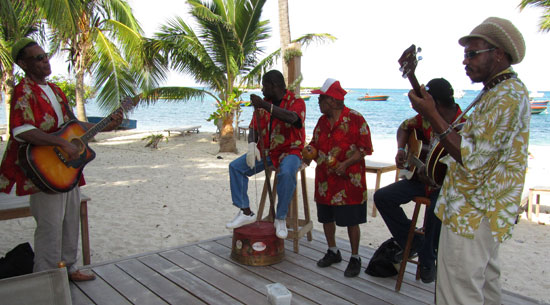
left=70, top=230, right=539, bottom=305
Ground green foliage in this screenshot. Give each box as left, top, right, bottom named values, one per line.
left=142, top=133, right=168, bottom=149
left=49, top=75, right=96, bottom=108
left=283, top=48, right=303, bottom=64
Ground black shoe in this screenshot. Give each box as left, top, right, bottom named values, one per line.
left=317, top=249, right=342, bottom=267
left=344, top=257, right=361, bottom=277
left=419, top=263, right=436, bottom=283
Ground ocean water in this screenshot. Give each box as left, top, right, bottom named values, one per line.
left=1, top=88, right=549, bottom=145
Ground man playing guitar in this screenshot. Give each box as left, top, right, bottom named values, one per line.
left=0, top=38, right=123, bottom=281
left=373, top=78, right=466, bottom=283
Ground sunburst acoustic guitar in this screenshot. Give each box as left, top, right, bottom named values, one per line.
left=18, top=97, right=135, bottom=193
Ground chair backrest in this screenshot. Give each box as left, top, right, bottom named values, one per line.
left=0, top=267, right=72, bottom=305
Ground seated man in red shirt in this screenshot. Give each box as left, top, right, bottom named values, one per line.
left=226, top=70, right=306, bottom=239
left=374, top=78, right=464, bottom=283
left=307, top=78, right=373, bottom=277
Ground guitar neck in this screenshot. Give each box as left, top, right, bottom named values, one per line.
left=81, top=108, right=120, bottom=142
left=408, top=73, right=422, bottom=97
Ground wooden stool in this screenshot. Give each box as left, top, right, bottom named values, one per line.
left=528, top=186, right=550, bottom=221
left=395, top=196, right=430, bottom=292
left=365, top=160, right=400, bottom=217
left=257, top=166, right=313, bottom=253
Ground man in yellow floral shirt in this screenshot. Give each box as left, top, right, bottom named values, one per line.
left=408, top=18, right=530, bottom=305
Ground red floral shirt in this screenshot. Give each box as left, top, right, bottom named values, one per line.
left=0, top=77, right=85, bottom=195
left=249, top=90, right=306, bottom=168
left=399, top=106, right=465, bottom=194
left=310, top=107, right=373, bottom=206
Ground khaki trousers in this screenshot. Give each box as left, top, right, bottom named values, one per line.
left=30, top=188, right=81, bottom=273
left=436, top=217, right=501, bottom=305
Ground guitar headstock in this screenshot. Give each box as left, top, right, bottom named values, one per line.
left=398, top=44, right=422, bottom=96
left=120, top=96, right=138, bottom=112
left=398, top=44, right=422, bottom=79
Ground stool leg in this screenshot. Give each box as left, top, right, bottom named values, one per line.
left=528, top=190, right=533, bottom=221
left=300, top=169, right=313, bottom=242
left=80, top=199, right=91, bottom=265
left=535, top=194, right=540, bottom=221
left=395, top=201, right=422, bottom=292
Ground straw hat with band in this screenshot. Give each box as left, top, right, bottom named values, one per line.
left=458, top=17, right=525, bottom=65
left=311, top=78, right=347, bottom=101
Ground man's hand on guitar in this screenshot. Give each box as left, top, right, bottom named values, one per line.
left=408, top=85, right=438, bottom=120
left=59, top=139, right=81, bottom=161
left=395, top=150, right=407, bottom=169
left=103, top=109, right=124, bottom=132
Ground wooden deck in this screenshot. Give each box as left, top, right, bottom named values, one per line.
left=70, top=231, right=539, bottom=305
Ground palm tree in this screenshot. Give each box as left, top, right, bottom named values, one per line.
left=148, top=0, right=335, bottom=153
left=47, top=0, right=161, bottom=120
left=519, top=0, right=550, bottom=31
left=0, top=0, right=45, bottom=139
left=278, top=0, right=291, bottom=84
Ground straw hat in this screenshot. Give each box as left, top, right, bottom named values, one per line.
left=458, top=17, right=525, bottom=65
left=11, top=37, right=36, bottom=61
left=311, top=78, right=347, bottom=101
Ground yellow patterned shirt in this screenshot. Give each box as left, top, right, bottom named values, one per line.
left=436, top=68, right=530, bottom=242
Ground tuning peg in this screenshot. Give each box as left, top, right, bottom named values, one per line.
left=399, top=66, right=404, bottom=72
left=418, top=56, right=423, bottom=61
left=417, top=47, right=422, bottom=53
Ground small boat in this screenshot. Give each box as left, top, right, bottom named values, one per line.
left=300, top=95, right=311, bottom=101
left=530, top=100, right=548, bottom=114
left=87, top=116, right=137, bottom=130
left=454, top=89, right=465, bottom=99
left=239, top=101, right=251, bottom=107
left=358, top=95, right=389, bottom=101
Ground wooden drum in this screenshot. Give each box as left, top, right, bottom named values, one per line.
left=231, top=221, right=284, bottom=266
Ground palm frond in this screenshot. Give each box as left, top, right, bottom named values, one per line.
left=139, top=86, right=218, bottom=105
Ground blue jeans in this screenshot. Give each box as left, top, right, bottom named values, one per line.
left=373, top=179, right=441, bottom=267
left=229, top=154, right=301, bottom=220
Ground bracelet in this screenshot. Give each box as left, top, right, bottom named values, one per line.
left=438, top=125, right=453, bottom=141
left=270, top=103, right=274, bottom=114
left=398, top=147, right=406, bottom=152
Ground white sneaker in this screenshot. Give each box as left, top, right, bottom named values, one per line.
left=226, top=210, right=255, bottom=229
left=274, top=219, right=288, bottom=239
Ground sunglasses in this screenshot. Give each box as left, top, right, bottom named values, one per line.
left=464, top=48, right=495, bottom=59
left=25, top=53, right=49, bottom=61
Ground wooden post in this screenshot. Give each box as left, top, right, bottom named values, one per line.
left=286, top=42, right=302, bottom=96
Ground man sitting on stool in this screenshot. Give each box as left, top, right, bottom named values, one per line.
left=373, top=78, right=465, bottom=283
left=225, top=70, right=306, bottom=239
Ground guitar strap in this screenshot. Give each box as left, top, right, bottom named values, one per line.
left=450, top=72, right=516, bottom=128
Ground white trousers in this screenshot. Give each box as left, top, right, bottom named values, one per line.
left=436, top=217, right=501, bottom=305
left=29, top=188, right=81, bottom=273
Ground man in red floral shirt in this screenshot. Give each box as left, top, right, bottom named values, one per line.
left=226, top=70, right=305, bottom=239
left=0, top=38, right=122, bottom=281
left=307, top=78, right=373, bottom=277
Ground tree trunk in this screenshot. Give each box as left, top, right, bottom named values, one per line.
left=278, top=0, right=291, bottom=84
left=219, top=114, right=237, bottom=153
left=1, top=70, right=15, bottom=140
left=75, top=64, right=87, bottom=121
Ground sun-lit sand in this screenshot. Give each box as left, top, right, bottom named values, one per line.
left=0, top=130, right=548, bottom=303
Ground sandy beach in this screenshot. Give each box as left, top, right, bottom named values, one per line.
left=0, top=130, right=548, bottom=303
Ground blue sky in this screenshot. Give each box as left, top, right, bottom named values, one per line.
left=53, top=0, right=550, bottom=91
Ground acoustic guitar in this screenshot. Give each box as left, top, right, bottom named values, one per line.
left=398, top=44, right=447, bottom=187
left=18, top=97, right=135, bottom=193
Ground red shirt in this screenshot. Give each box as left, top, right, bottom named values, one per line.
left=249, top=90, right=306, bottom=168
left=0, top=77, right=85, bottom=195
left=310, top=107, right=373, bottom=206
